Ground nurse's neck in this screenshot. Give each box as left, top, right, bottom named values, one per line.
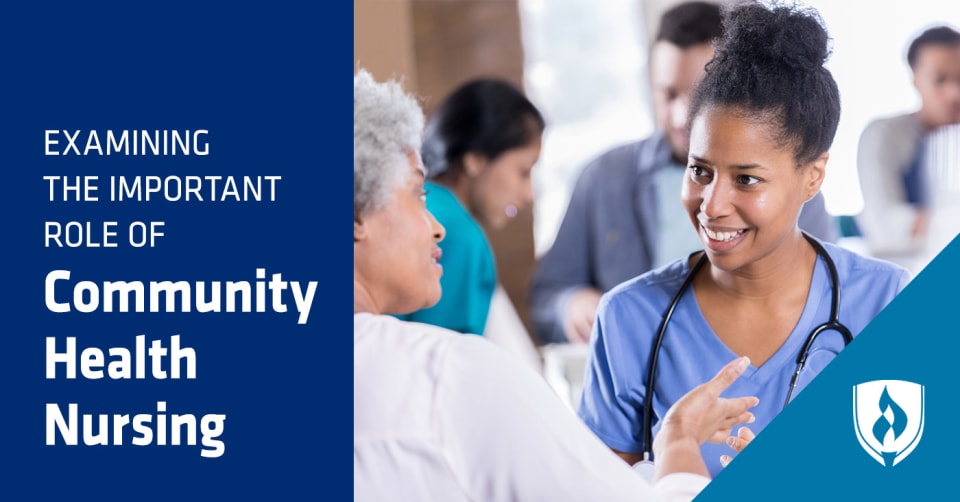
left=701, top=232, right=818, bottom=300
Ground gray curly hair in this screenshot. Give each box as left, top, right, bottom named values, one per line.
left=354, top=69, right=425, bottom=219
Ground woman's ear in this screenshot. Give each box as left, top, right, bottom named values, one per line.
left=354, top=218, right=367, bottom=243
left=462, top=152, right=487, bottom=179
left=803, top=152, right=828, bottom=201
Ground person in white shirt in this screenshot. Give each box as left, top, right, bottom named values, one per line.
left=353, top=68, right=759, bottom=501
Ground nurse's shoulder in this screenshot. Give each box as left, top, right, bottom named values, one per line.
left=597, top=256, right=695, bottom=322
left=823, top=243, right=912, bottom=315
left=821, top=241, right=911, bottom=297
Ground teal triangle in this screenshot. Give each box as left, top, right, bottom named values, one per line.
left=699, top=235, right=958, bottom=500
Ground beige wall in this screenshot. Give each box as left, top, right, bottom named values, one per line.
left=354, top=0, right=419, bottom=92
left=412, top=1, right=526, bottom=114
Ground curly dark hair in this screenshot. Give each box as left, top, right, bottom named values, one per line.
left=689, top=2, right=841, bottom=164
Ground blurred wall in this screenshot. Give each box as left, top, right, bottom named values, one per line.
left=355, top=0, right=537, bottom=336
left=354, top=0, right=419, bottom=91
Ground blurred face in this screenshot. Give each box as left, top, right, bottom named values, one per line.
left=682, top=106, right=825, bottom=272
left=354, top=151, right=446, bottom=315
left=466, top=135, right=541, bottom=230
left=651, top=41, right=715, bottom=162
left=913, top=43, right=960, bottom=128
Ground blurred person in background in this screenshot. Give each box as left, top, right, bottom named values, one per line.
left=856, top=25, right=960, bottom=273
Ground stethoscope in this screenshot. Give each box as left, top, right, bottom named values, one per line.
left=638, top=232, right=853, bottom=467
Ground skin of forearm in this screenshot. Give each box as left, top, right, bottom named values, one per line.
left=652, top=427, right=710, bottom=480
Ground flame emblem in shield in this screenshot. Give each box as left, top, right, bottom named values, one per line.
left=853, top=380, right=924, bottom=466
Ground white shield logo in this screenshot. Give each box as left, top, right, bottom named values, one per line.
left=852, top=380, right=924, bottom=466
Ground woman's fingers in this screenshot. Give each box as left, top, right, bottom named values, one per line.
left=726, top=435, right=745, bottom=452
left=708, top=428, right=732, bottom=444
left=719, top=426, right=759, bottom=469
left=696, top=389, right=759, bottom=444
left=728, top=396, right=761, bottom=412
left=661, top=357, right=760, bottom=446
left=705, top=357, right=751, bottom=396
left=726, top=427, right=756, bottom=451
left=717, top=401, right=758, bottom=428
left=733, top=411, right=756, bottom=426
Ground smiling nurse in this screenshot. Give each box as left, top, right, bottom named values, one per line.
left=577, top=2, right=912, bottom=478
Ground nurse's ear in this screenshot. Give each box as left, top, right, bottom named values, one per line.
left=801, top=152, right=828, bottom=202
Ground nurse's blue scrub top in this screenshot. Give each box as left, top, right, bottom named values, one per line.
left=577, top=242, right=910, bottom=477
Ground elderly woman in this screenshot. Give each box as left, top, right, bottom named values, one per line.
left=353, top=69, right=759, bottom=501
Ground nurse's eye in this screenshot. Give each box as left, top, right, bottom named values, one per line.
left=688, top=165, right=712, bottom=183
left=419, top=189, right=429, bottom=203
left=736, top=174, right=761, bottom=186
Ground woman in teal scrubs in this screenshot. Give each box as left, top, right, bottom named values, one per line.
left=397, top=79, right=544, bottom=335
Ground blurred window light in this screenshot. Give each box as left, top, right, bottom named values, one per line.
left=519, top=0, right=653, bottom=256
left=798, top=0, right=960, bottom=215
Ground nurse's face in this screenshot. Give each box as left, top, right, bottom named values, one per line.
left=354, top=151, right=446, bottom=315
left=682, top=106, right=825, bottom=272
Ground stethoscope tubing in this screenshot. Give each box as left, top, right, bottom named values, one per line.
left=640, top=232, right=852, bottom=460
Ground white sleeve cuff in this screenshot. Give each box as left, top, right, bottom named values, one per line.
left=652, top=472, right=712, bottom=502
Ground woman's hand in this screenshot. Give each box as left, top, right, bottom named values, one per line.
left=562, top=288, right=602, bottom=344
left=720, top=426, right=756, bottom=468
left=657, top=356, right=759, bottom=445
left=652, top=357, right=759, bottom=479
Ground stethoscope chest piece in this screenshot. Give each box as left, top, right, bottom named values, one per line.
left=632, top=459, right=655, bottom=481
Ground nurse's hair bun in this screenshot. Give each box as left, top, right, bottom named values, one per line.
left=690, top=1, right=841, bottom=164
left=715, top=2, right=830, bottom=74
